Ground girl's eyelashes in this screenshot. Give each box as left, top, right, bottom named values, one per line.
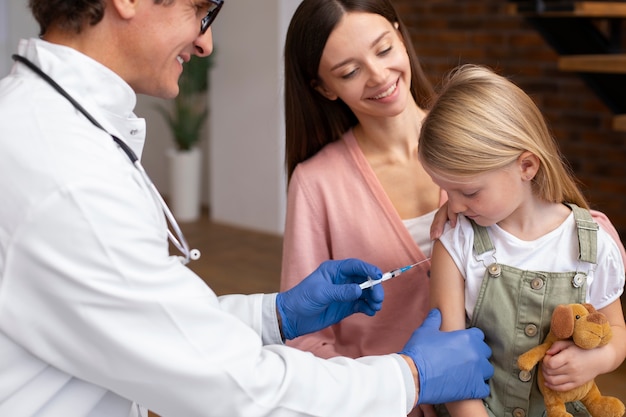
left=462, top=190, right=480, bottom=198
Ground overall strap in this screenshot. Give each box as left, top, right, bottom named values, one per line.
left=470, top=220, right=494, bottom=255
left=565, top=203, right=598, bottom=264
left=470, top=205, right=598, bottom=264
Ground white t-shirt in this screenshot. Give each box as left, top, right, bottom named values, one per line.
left=438, top=213, right=625, bottom=319
left=403, top=209, right=437, bottom=258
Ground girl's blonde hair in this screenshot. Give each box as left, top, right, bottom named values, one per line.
left=419, top=64, right=588, bottom=209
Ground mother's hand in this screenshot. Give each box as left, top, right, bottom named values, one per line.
left=430, top=201, right=458, bottom=240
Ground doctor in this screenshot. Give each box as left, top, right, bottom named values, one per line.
left=0, top=1, right=493, bottom=416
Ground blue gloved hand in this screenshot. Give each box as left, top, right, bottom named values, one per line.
left=399, top=309, right=493, bottom=405
left=276, top=259, right=384, bottom=340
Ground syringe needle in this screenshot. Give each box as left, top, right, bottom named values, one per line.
left=359, top=258, right=430, bottom=289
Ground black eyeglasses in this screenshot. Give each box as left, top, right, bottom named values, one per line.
left=200, top=0, right=224, bottom=34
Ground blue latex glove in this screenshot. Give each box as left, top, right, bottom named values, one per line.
left=399, top=309, right=494, bottom=405
left=276, top=259, right=384, bottom=340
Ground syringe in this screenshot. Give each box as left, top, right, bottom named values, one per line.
left=359, top=258, right=431, bottom=289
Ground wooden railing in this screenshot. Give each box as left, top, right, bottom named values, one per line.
left=508, top=1, right=626, bottom=131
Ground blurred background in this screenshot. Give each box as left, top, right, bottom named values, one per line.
left=3, top=0, right=625, bottom=240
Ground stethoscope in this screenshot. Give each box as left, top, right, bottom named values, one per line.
left=12, top=54, right=201, bottom=265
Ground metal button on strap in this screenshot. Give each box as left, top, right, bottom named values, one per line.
left=513, top=407, right=527, bottom=417
left=518, top=370, right=532, bottom=382
left=572, top=273, right=585, bottom=288
left=487, top=263, right=501, bottom=278
left=531, top=277, right=544, bottom=290
left=524, top=324, right=538, bottom=337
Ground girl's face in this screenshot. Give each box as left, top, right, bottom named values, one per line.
left=315, top=12, right=413, bottom=119
left=424, top=163, right=528, bottom=227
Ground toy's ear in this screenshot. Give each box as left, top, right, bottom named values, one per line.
left=582, top=303, right=596, bottom=314
left=551, top=304, right=575, bottom=339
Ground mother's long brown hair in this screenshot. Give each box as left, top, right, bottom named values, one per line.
left=283, top=0, right=434, bottom=182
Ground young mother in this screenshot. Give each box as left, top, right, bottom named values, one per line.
left=281, top=3, right=443, bottom=415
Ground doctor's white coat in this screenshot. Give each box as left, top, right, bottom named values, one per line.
left=0, top=38, right=413, bottom=417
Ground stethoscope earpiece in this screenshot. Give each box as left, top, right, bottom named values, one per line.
left=190, top=249, right=201, bottom=261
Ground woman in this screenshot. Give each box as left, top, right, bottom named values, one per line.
left=280, top=0, right=442, bottom=394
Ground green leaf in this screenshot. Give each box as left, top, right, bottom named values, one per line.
left=155, top=51, right=215, bottom=151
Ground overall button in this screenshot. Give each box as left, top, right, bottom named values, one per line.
left=524, top=324, right=538, bottom=337
left=572, top=273, right=586, bottom=288
left=513, top=407, right=526, bottom=417
left=531, top=277, right=544, bottom=290
left=488, top=263, right=501, bottom=278
left=518, top=370, right=532, bottom=382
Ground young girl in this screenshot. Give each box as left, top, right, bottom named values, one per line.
left=419, top=64, right=626, bottom=417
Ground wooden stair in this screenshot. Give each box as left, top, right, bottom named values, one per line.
left=558, top=54, right=626, bottom=73
left=508, top=1, right=626, bottom=132
left=614, top=114, right=626, bottom=131
left=508, top=2, right=626, bottom=17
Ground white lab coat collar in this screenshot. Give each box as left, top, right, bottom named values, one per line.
left=15, top=38, right=147, bottom=159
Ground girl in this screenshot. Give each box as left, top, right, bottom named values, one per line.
left=419, top=64, right=626, bottom=417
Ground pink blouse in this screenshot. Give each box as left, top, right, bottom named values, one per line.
left=281, top=130, right=445, bottom=359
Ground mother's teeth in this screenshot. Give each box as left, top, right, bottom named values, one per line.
left=372, top=82, right=396, bottom=99
left=177, top=56, right=184, bottom=64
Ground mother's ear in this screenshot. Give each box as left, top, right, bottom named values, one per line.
left=311, top=79, right=338, bottom=101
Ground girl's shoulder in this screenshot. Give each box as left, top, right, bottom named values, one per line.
left=439, top=215, right=476, bottom=248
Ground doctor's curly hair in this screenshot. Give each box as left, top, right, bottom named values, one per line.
left=29, top=0, right=175, bottom=36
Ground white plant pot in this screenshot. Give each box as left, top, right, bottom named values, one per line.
left=166, top=147, right=202, bottom=222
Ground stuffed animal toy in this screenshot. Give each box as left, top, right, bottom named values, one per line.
left=517, top=303, right=625, bottom=417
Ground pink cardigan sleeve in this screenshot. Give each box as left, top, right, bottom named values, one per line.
left=280, top=169, right=342, bottom=358
left=591, top=209, right=626, bottom=269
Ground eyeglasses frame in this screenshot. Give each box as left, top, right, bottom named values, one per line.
left=200, top=0, right=224, bottom=34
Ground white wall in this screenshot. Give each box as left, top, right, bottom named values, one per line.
left=0, top=1, right=6, bottom=75
left=0, top=1, right=37, bottom=76
left=1, top=0, right=297, bottom=236
left=210, top=0, right=300, bottom=235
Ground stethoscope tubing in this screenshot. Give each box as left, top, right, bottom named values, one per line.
left=11, top=54, right=199, bottom=264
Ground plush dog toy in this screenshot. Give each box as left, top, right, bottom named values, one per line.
left=517, top=303, right=625, bottom=417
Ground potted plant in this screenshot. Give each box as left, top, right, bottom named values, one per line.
left=157, top=54, right=214, bottom=221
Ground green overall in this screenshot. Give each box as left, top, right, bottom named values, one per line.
left=437, top=204, right=597, bottom=417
